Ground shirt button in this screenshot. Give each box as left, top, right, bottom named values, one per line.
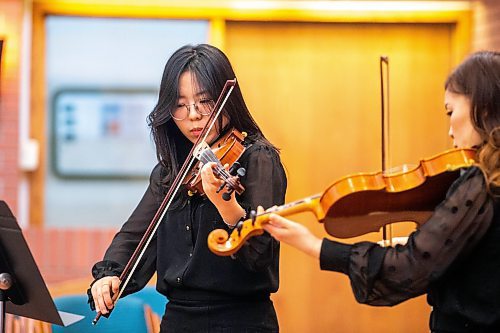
left=189, top=253, right=193, bottom=257
left=176, top=277, right=181, bottom=283
left=186, top=225, right=190, bottom=231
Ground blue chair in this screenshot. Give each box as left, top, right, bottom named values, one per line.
left=52, top=294, right=150, bottom=333
left=129, top=286, right=168, bottom=318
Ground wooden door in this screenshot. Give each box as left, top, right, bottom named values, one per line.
left=225, top=21, right=454, bottom=333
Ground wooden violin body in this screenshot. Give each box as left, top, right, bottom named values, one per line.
left=208, top=148, right=476, bottom=256
left=320, top=147, right=475, bottom=237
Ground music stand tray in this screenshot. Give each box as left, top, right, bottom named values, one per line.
left=0, top=200, right=83, bottom=327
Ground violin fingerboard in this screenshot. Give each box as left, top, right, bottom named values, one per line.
left=199, top=149, right=223, bottom=167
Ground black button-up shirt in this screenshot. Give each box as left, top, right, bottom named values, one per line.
left=319, top=167, right=500, bottom=330
left=91, top=140, right=287, bottom=303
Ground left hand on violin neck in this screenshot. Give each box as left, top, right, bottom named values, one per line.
left=200, top=162, right=246, bottom=226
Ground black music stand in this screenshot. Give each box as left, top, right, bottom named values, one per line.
left=0, top=200, right=83, bottom=333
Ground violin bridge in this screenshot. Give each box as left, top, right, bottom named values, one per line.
left=193, top=141, right=210, bottom=160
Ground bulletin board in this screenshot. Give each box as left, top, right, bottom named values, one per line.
left=51, top=88, right=159, bottom=179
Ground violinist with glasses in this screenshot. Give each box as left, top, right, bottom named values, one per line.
left=262, top=51, right=500, bottom=332
left=88, top=44, right=287, bottom=332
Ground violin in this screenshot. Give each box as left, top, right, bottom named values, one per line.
left=208, top=148, right=476, bottom=256
left=184, top=129, right=247, bottom=200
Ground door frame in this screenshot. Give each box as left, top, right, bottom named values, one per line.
left=29, top=0, right=471, bottom=226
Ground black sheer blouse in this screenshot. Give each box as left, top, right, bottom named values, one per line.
left=90, top=140, right=287, bottom=302
left=319, top=167, right=500, bottom=330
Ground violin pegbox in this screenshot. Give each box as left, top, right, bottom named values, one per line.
left=184, top=129, right=247, bottom=199
left=196, top=145, right=246, bottom=201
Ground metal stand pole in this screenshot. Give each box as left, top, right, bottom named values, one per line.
left=0, top=273, right=13, bottom=333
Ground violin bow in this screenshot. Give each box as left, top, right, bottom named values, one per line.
left=93, top=78, right=237, bottom=325
left=380, top=56, right=394, bottom=245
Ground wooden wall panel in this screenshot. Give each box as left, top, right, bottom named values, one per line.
left=225, top=21, right=455, bottom=332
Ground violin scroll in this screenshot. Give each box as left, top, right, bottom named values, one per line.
left=218, top=162, right=246, bottom=201
left=205, top=150, right=246, bottom=201
left=208, top=209, right=267, bottom=256
left=208, top=196, right=323, bottom=256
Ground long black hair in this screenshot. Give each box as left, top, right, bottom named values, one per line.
left=445, top=51, right=500, bottom=193
left=147, top=44, right=276, bottom=187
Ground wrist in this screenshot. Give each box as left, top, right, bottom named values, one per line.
left=223, top=209, right=246, bottom=228
left=218, top=200, right=246, bottom=226
left=302, top=234, right=322, bottom=259
left=223, top=219, right=236, bottom=229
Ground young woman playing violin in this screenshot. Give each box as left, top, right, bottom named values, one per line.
left=88, top=44, right=287, bottom=332
left=262, top=51, right=500, bottom=332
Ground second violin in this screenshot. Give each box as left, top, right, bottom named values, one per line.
left=208, top=148, right=476, bottom=256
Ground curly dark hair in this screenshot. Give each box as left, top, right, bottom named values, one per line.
left=445, top=51, right=500, bottom=194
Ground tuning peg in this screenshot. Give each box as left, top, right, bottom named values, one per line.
left=222, top=190, right=233, bottom=201
left=236, top=167, right=246, bottom=177
left=229, top=162, right=241, bottom=176
left=250, top=210, right=257, bottom=225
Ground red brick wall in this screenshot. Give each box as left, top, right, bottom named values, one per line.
left=0, top=0, right=23, bottom=214
left=23, top=228, right=118, bottom=283
left=473, top=0, right=500, bottom=51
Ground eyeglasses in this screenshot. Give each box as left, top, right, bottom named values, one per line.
left=170, top=99, right=214, bottom=121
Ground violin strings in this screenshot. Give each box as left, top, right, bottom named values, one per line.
left=199, top=149, right=223, bottom=166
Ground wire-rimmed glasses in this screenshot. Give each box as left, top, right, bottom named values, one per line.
left=170, top=99, right=215, bottom=121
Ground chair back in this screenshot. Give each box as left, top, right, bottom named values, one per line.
left=129, top=286, right=168, bottom=317
left=52, top=294, right=150, bottom=333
